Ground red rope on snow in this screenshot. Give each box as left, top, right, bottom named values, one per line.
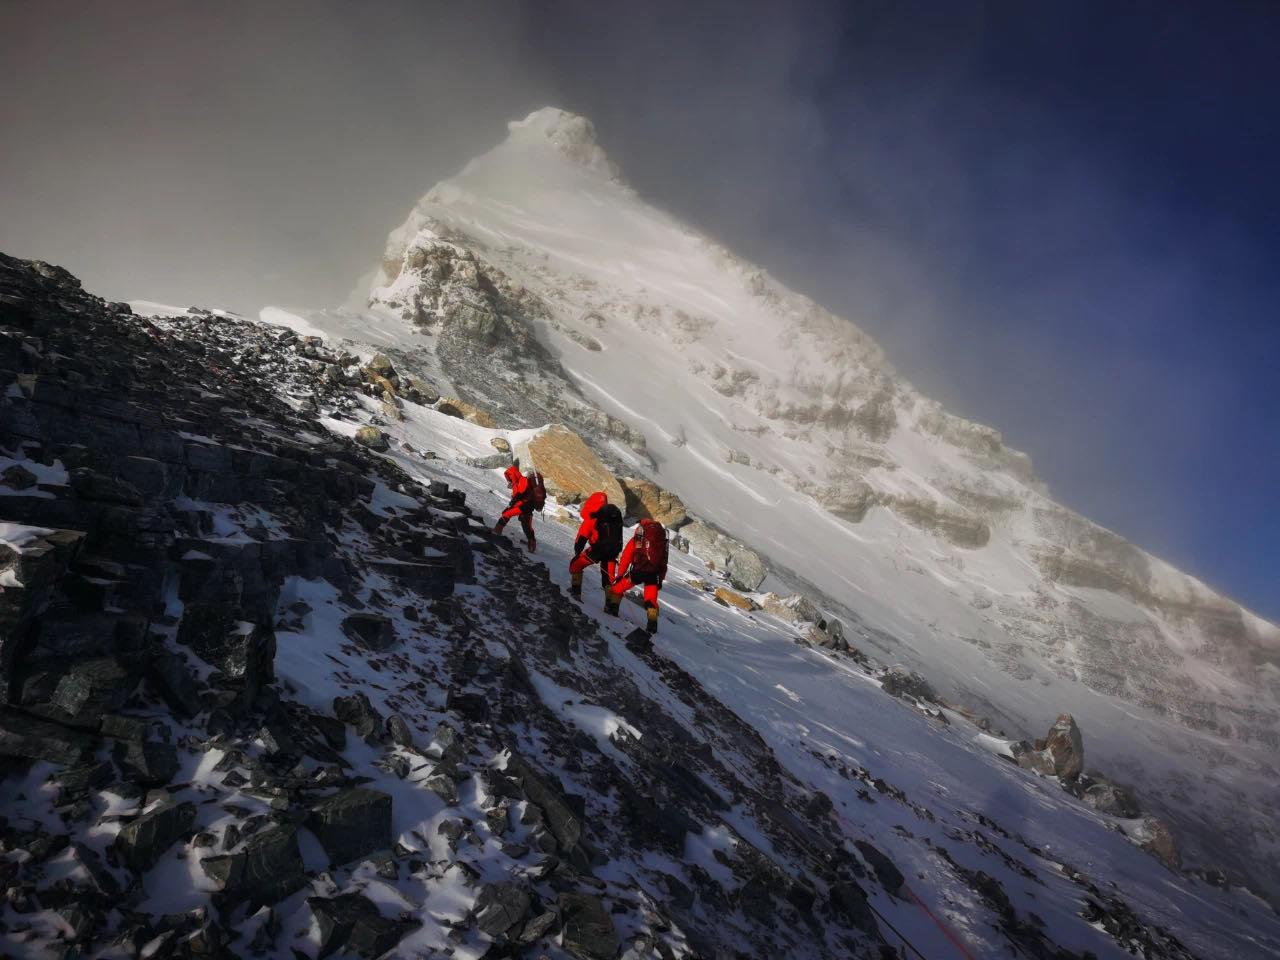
left=904, top=886, right=980, bottom=960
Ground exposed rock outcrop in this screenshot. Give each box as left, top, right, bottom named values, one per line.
left=618, top=476, right=688, bottom=527
left=514, top=424, right=624, bottom=507
left=676, top=521, right=767, bottom=591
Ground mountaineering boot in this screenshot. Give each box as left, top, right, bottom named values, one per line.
left=526, top=537, right=537, bottom=553
left=604, top=591, right=621, bottom=616
left=646, top=604, right=659, bottom=635
left=569, top=570, right=583, bottom=600
left=493, top=518, right=508, bottom=534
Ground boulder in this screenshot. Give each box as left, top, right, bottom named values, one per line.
left=308, top=893, right=416, bottom=959
left=879, top=666, right=937, bottom=703
left=713, top=587, right=756, bottom=611
left=147, top=653, right=203, bottom=718
left=113, top=740, right=180, bottom=786
left=853, top=840, right=905, bottom=894
left=559, top=892, right=620, bottom=960
left=514, top=425, right=623, bottom=507
left=385, top=713, right=415, bottom=749
left=1082, top=780, right=1140, bottom=818
left=678, top=522, right=767, bottom=591
left=340, top=613, right=395, bottom=652
left=365, top=354, right=397, bottom=382
left=200, top=825, right=307, bottom=904
left=114, top=801, right=197, bottom=872
left=816, top=479, right=877, bottom=523
left=1133, top=816, right=1180, bottom=870
left=1042, top=714, right=1084, bottom=781
left=176, top=604, right=275, bottom=694
left=333, top=692, right=383, bottom=741
left=504, top=752, right=583, bottom=855
left=618, top=477, right=687, bottom=527
left=353, top=426, right=389, bottom=451
left=474, top=881, right=532, bottom=937
left=50, top=657, right=136, bottom=722
left=1, top=464, right=37, bottom=490
left=464, top=452, right=512, bottom=470
left=1015, top=714, right=1085, bottom=781
left=759, top=593, right=822, bottom=625
left=436, top=397, right=497, bottom=428
left=490, top=437, right=512, bottom=453
left=402, top=375, right=440, bottom=405
left=306, top=788, right=393, bottom=866
left=0, top=707, right=95, bottom=765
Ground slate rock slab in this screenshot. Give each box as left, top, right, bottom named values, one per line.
left=0, top=706, right=96, bottom=765
left=200, top=824, right=307, bottom=905
left=309, top=893, right=415, bottom=958
left=115, top=800, right=197, bottom=872
left=113, top=739, right=180, bottom=786
left=333, top=692, right=383, bottom=741
left=341, top=613, right=395, bottom=652
left=147, top=653, right=204, bottom=718
left=559, top=892, right=620, bottom=960
left=473, top=881, right=531, bottom=937
left=306, top=787, right=392, bottom=866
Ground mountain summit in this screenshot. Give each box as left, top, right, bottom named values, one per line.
left=357, top=108, right=1280, bottom=898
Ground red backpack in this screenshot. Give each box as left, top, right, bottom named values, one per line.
left=630, top=518, right=668, bottom=578
left=527, top=471, right=547, bottom=512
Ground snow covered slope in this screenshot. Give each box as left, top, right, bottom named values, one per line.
left=260, top=109, right=1278, bottom=902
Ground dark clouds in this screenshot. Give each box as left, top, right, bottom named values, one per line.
left=2, top=0, right=1277, bottom=616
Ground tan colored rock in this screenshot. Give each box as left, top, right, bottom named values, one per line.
left=513, top=425, right=623, bottom=507
left=402, top=375, right=440, bottom=405
left=354, top=426, right=388, bottom=452
left=379, top=401, right=404, bottom=423
left=366, top=373, right=398, bottom=397
left=436, top=398, right=497, bottom=429
left=490, top=437, right=511, bottom=453
left=714, top=587, right=756, bottom=611
left=618, top=477, right=687, bottom=526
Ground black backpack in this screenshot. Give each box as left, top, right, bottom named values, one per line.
left=593, top=503, right=623, bottom=561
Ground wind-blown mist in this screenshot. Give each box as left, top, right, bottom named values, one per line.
left=2, top=0, right=1276, bottom=619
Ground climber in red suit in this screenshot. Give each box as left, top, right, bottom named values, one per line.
left=568, top=492, right=623, bottom=599
left=493, top=464, right=536, bottom=552
left=606, top=518, right=669, bottom=634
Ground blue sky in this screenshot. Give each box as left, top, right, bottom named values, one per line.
left=2, top=1, right=1276, bottom=617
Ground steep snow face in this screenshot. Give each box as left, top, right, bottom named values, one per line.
left=296, top=109, right=1278, bottom=894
